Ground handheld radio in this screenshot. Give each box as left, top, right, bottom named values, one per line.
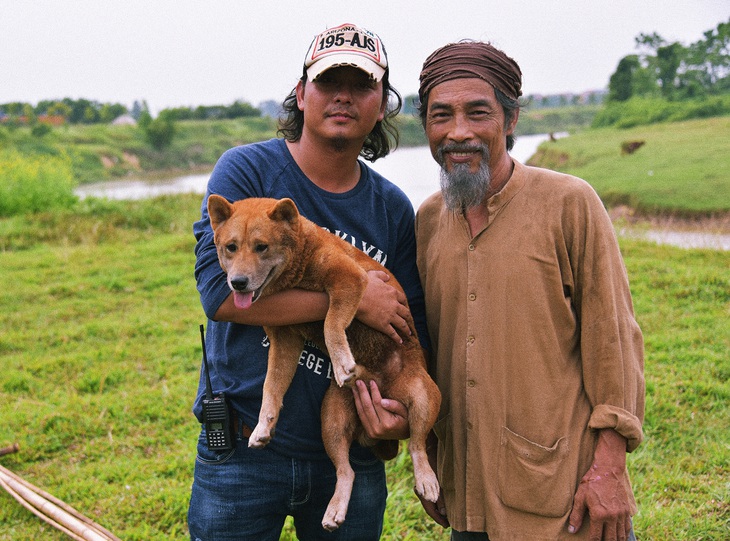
left=199, top=324, right=234, bottom=451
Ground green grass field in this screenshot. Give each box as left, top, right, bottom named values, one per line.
left=1, top=111, right=729, bottom=538
left=0, top=193, right=727, bottom=540
left=528, top=116, right=730, bottom=215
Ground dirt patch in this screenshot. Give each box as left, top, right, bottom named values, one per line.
left=608, top=205, right=730, bottom=234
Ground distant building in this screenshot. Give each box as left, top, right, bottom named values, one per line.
left=112, top=114, right=137, bottom=126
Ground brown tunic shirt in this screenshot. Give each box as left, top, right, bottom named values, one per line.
left=416, top=161, right=645, bottom=540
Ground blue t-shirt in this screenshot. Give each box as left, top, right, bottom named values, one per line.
left=192, top=138, right=428, bottom=460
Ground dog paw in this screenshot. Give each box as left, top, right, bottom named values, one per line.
left=248, top=424, right=271, bottom=448
left=414, top=470, right=440, bottom=503
left=336, top=370, right=356, bottom=388
left=321, top=504, right=347, bottom=532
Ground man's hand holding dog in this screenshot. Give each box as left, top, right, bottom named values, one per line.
left=353, top=380, right=410, bottom=440
left=356, top=270, right=412, bottom=344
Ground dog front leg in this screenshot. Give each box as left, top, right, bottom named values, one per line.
left=249, top=326, right=303, bottom=448
left=320, top=385, right=357, bottom=531
left=324, top=268, right=367, bottom=387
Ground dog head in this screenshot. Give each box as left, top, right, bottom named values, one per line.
left=207, top=195, right=301, bottom=310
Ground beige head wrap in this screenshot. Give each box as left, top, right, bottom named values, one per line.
left=419, top=41, right=523, bottom=104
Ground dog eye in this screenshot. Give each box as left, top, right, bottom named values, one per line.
left=254, top=243, right=268, bottom=253
left=225, top=243, right=237, bottom=253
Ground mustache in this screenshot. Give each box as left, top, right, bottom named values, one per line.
left=326, top=108, right=355, bottom=118
left=436, top=143, right=488, bottom=164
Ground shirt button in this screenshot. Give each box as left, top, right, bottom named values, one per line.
left=468, top=244, right=475, bottom=251
left=467, top=380, right=476, bottom=387
left=469, top=293, right=476, bottom=301
left=467, top=336, right=475, bottom=345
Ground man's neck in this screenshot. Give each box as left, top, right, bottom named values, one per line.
left=286, top=137, right=363, bottom=193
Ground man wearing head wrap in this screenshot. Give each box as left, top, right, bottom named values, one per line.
left=414, top=41, right=645, bottom=541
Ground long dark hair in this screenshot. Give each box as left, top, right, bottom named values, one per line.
left=277, top=70, right=403, bottom=162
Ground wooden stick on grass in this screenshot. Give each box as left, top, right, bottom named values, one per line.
left=0, top=449, right=121, bottom=541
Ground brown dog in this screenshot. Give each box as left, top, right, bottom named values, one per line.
left=207, top=195, right=441, bottom=531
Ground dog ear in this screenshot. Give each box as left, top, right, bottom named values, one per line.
left=269, top=198, right=299, bottom=225
left=207, top=194, right=232, bottom=231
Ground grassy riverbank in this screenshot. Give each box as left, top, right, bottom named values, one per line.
left=0, top=195, right=728, bottom=539
left=528, top=116, right=730, bottom=217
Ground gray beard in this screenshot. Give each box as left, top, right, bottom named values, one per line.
left=437, top=144, right=492, bottom=211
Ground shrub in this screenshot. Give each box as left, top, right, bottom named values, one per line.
left=143, top=112, right=176, bottom=150
left=0, top=149, right=78, bottom=216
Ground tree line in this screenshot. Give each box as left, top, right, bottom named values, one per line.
left=608, top=18, right=729, bottom=102
left=0, top=98, right=262, bottom=126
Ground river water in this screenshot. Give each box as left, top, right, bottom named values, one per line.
left=75, top=134, right=729, bottom=251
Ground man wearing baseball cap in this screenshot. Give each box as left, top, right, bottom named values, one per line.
left=188, top=23, right=424, bottom=540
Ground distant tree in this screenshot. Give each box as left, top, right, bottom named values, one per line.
left=656, top=42, right=683, bottom=98
left=162, top=106, right=194, bottom=121
left=47, top=101, right=72, bottom=121
left=99, top=103, right=127, bottom=123
left=609, top=55, right=645, bottom=101
left=609, top=19, right=730, bottom=102
left=143, top=110, right=176, bottom=149
left=137, top=110, right=152, bottom=130
left=2, top=102, right=27, bottom=116
left=225, top=100, right=260, bottom=118
left=682, top=20, right=730, bottom=95
left=22, top=104, right=37, bottom=125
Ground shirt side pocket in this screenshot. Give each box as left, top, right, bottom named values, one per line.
left=497, top=426, right=573, bottom=518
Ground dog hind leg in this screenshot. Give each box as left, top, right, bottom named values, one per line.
left=320, top=385, right=358, bottom=531
left=391, top=367, right=442, bottom=503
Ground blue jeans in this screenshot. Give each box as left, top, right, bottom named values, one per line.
left=187, top=428, right=387, bottom=541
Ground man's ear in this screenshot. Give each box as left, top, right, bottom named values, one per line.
left=378, top=89, right=387, bottom=122
left=207, top=194, right=232, bottom=231
left=295, top=79, right=306, bottom=112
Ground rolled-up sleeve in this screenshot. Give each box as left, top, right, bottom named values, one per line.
left=570, top=185, right=646, bottom=452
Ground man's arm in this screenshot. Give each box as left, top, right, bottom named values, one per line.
left=214, top=270, right=412, bottom=343
left=568, top=429, right=633, bottom=540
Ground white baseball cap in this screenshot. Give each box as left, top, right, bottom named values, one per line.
left=304, top=23, right=388, bottom=82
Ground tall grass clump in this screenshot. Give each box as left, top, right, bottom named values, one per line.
left=0, top=149, right=78, bottom=217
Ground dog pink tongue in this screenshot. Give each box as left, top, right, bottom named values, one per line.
left=233, top=291, right=253, bottom=310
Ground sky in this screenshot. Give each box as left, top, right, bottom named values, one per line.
left=2, top=1, right=728, bottom=114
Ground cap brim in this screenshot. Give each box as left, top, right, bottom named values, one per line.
left=307, top=54, right=386, bottom=82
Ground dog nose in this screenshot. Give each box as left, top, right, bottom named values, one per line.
left=230, top=277, right=249, bottom=291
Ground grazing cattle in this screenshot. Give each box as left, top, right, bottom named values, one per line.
left=621, top=140, right=646, bottom=155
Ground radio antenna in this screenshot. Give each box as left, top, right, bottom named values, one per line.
left=199, top=324, right=214, bottom=400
